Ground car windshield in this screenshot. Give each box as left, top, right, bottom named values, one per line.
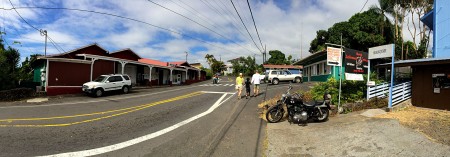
left=93, top=76, right=107, bottom=82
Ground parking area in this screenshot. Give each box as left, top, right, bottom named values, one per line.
left=266, top=110, right=450, bottom=157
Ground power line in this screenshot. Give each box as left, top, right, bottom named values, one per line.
left=246, top=0, right=264, bottom=51
left=146, top=0, right=259, bottom=54
left=230, top=0, right=262, bottom=52
left=7, top=0, right=64, bottom=55
left=210, top=0, right=255, bottom=45
left=5, top=6, right=248, bottom=56
left=169, top=0, right=252, bottom=48
left=8, top=0, right=39, bottom=31
left=359, top=0, right=369, bottom=13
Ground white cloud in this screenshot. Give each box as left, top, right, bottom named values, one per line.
left=2, top=0, right=429, bottom=66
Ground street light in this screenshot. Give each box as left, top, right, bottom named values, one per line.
left=185, top=51, right=188, bottom=62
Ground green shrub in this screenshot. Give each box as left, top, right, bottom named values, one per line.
left=0, top=88, right=35, bottom=101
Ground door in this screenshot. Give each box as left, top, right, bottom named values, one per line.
left=105, top=76, right=116, bottom=91
left=278, top=71, right=290, bottom=81
left=124, top=65, right=137, bottom=85
left=114, top=76, right=125, bottom=90
left=159, top=70, right=164, bottom=85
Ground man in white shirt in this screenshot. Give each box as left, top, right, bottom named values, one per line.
left=251, top=70, right=261, bottom=97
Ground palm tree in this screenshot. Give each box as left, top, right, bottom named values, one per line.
left=369, top=0, right=395, bottom=37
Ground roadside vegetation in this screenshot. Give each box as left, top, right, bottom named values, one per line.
left=0, top=35, right=41, bottom=101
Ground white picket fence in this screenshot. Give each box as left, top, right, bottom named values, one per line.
left=367, top=81, right=411, bottom=106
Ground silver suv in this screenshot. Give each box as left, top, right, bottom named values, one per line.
left=266, top=70, right=302, bottom=85
left=82, top=74, right=132, bottom=97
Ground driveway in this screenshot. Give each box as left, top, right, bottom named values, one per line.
left=266, top=111, right=450, bottom=157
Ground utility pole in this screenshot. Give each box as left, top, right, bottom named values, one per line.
left=301, top=22, right=303, bottom=59
left=263, top=44, right=267, bottom=63
left=338, top=33, right=343, bottom=112
left=40, top=29, right=47, bottom=92
left=40, top=30, right=47, bottom=56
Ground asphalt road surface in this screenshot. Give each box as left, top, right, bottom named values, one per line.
left=0, top=76, right=306, bottom=157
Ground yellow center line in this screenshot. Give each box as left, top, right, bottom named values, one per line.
left=0, top=92, right=204, bottom=127
left=0, top=91, right=203, bottom=123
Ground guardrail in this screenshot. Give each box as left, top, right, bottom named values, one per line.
left=367, top=81, right=411, bottom=106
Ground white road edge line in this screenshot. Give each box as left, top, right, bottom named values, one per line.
left=39, top=93, right=235, bottom=157
left=0, top=85, right=202, bottom=109
left=201, top=91, right=235, bottom=94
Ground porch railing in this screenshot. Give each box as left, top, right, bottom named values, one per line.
left=367, top=81, right=411, bottom=106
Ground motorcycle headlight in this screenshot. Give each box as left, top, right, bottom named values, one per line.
left=281, top=94, right=286, bottom=100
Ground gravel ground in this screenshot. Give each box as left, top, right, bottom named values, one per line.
left=377, top=106, right=450, bottom=146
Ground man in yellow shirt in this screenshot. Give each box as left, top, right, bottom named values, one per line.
left=235, top=73, right=244, bottom=99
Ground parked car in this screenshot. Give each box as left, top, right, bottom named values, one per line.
left=82, top=74, right=132, bottom=97
left=266, top=70, right=302, bottom=85
left=260, top=72, right=267, bottom=83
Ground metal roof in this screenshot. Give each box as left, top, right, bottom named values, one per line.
left=377, top=57, right=450, bottom=67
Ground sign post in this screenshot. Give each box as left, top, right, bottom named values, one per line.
left=368, top=44, right=395, bottom=109
left=326, top=46, right=342, bottom=112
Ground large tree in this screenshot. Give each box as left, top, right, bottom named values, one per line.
left=266, top=50, right=291, bottom=65
left=230, top=56, right=259, bottom=76
left=309, top=9, right=394, bottom=53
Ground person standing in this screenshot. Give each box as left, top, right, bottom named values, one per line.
left=251, top=70, right=261, bottom=97
left=244, top=77, right=252, bottom=99
left=235, top=73, right=244, bottom=100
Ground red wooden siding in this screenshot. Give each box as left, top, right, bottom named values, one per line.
left=93, top=60, right=115, bottom=79
left=55, top=45, right=108, bottom=59
left=48, top=61, right=90, bottom=86
left=110, top=50, right=141, bottom=61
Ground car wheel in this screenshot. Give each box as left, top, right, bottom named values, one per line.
left=272, top=78, right=279, bottom=85
left=295, top=77, right=301, bottom=83
left=94, top=89, right=103, bottom=97
left=122, top=86, right=129, bottom=94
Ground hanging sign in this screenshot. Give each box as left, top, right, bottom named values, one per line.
left=327, top=47, right=342, bottom=66
left=344, top=48, right=368, bottom=74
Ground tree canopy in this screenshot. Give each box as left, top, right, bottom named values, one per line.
left=0, top=36, right=39, bottom=90
left=309, top=9, right=394, bottom=53
left=309, top=0, right=432, bottom=60
left=266, top=50, right=293, bottom=65
left=204, top=54, right=224, bottom=74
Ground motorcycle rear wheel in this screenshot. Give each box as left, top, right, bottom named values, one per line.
left=266, top=106, right=284, bottom=123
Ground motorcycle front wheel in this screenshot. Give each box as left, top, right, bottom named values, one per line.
left=315, top=108, right=329, bottom=122
left=266, top=106, right=284, bottom=123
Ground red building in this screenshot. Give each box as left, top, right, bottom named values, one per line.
left=33, top=43, right=206, bottom=96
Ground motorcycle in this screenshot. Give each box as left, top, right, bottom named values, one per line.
left=265, top=84, right=331, bottom=125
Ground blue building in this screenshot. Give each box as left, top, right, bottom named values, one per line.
left=421, top=0, right=450, bottom=58
left=378, top=0, right=450, bottom=110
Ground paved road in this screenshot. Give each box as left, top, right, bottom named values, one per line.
left=0, top=76, right=306, bottom=157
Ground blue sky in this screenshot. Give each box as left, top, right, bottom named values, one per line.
left=1, top=0, right=422, bottom=67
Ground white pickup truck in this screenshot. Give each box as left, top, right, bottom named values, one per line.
left=82, top=74, right=132, bottom=97
left=266, top=70, right=302, bottom=85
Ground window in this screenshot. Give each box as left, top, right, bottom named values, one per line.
left=316, top=64, right=320, bottom=75
left=93, top=76, right=107, bottom=82
left=319, top=63, right=324, bottom=75
left=271, top=71, right=278, bottom=75
left=123, top=75, right=130, bottom=80
left=107, top=77, right=115, bottom=82
left=114, top=76, right=123, bottom=82
left=283, top=71, right=291, bottom=75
